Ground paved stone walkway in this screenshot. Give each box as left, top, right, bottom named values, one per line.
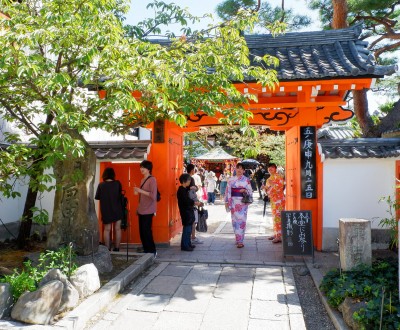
left=87, top=196, right=306, bottom=330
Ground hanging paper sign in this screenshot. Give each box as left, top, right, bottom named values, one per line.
left=300, top=126, right=316, bottom=199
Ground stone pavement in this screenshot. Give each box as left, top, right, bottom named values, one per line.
left=86, top=196, right=307, bottom=330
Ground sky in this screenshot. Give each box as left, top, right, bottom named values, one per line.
left=126, top=0, right=321, bottom=34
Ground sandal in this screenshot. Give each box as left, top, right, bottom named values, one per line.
left=268, top=236, right=275, bottom=240
left=237, top=243, right=244, bottom=248
left=272, top=238, right=282, bottom=244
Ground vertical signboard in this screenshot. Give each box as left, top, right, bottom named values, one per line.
left=281, top=210, right=313, bottom=257
left=153, top=120, right=165, bottom=143
left=300, top=126, right=316, bottom=199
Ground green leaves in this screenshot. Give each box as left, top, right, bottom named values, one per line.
left=320, top=259, right=400, bottom=329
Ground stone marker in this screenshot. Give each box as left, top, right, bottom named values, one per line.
left=339, top=218, right=371, bottom=271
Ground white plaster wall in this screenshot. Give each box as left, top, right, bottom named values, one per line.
left=323, top=158, right=397, bottom=229
left=0, top=169, right=56, bottom=225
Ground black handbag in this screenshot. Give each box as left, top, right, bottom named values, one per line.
left=241, top=192, right=253, bottom=204
left=196, top=207, right=208, bottom=233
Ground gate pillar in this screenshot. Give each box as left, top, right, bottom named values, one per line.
left=147, top=120, right=184, bottom=245
left=285, top=126, right=323, bottom=250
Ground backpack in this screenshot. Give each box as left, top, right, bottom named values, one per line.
left=120, top=190, right=128, bottom=230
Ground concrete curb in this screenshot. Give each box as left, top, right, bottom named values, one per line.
left=305, top=260, right=350, bottom=330
left=53, top=253, right=154, bottom=330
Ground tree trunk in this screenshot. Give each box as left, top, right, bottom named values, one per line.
left=16, top=188, right=38, bottom=248
left=47, top=133, right=99, bottom=256
left=353, top=89, right=377, bottom=137
left=377, top=98, right=400, bottom=136
left=332, top=0, right=348, bottom=29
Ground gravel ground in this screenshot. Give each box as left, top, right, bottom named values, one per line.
left=293, top=266, right=336, bottom=330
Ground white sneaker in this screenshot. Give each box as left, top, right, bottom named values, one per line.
left=191, top=237, right=204, bottom=244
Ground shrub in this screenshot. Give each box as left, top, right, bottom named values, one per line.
left=320, top=259, right=399, bottom=329
left=1, top=246, right=77, bottom=300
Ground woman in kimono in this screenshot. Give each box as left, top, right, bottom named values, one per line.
left=224, top=162, right=253, bottom=248
left=263, top=163, right=285, bottom=243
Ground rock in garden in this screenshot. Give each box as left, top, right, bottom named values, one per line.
left=69, top=263, right=100, bottom=299
left=39, top=269, right=79, bottom=313
left=11, top=280, right=62, bottom=325
left=0, top=267, right=13, bottom=277
left=0, top=283, right=13, bottom=319
left=338, top=296, right=366, bottom=330
left=75, top=245, right=113, bottom=274
left=297, top=266, right=309, bottom=276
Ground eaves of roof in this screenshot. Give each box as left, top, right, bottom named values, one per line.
left=89, top=140, right=151, bottom=161
left=318, top=138, right=400, bottom=160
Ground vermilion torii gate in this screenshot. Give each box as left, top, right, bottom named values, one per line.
left=103, top=25, right=395, bottom=251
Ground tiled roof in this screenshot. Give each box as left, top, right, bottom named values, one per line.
left=245, top=24, right=396, bottom=81
left=193, top=146, right=238, bottom=162
left=89, top=141, right=150, bottom=161
left=318, top=138, right=400, bottom=159
left=151, top=24, right=396, bottom=81
left=317, top=125, right=355, bottom=140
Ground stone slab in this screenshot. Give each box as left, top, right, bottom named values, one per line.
left=165, top=285, right=214, bottom=313
left=152, top=311, right=203, bottom=330
left=201, top=298, right=250, bottom=330
left=142, top=276, right=183, bottom=295
left=214, top=276, right=253, bottom=300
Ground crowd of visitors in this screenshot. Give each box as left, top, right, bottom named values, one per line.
left=95, top=160, right=285, bottom=255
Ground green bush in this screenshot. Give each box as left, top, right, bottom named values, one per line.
left=320, top=259, right=400, bottom=329
left=1, top=246, right=78, bottom=300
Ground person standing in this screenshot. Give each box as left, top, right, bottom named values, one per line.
left=263, top=163, right=285, bottom=243
left=224, top=162, right=253, bottom=248
left=219, top=171, right=228, bottom=201
left=186, top=164, right=204, bottom=245
left=205, top=171, right=217, bottom=205
left=134, top=160, right=158, bottom=257
left=254, top=164, right=266, bottom=199
left=177, top=173, right=202, bottom=251
left=95, top=167, right=123, bottom=251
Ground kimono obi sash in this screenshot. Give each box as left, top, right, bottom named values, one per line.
left=231, top=187, right=243, bottom=197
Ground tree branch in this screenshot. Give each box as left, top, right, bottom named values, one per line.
left=0, top=101, right=40, bottom=137
left=375, top=40, right=400, bottom=58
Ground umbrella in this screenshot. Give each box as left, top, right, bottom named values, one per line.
left=241, top=159, right=260, bottom=167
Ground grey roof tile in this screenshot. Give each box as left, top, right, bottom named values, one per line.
left=318, top=138, right=400, bottom=159
left=89, top=141, right=150, bottom=160
left=151, top=24, right=396, bottom=81
left=245, top=25, right=397, bottom=80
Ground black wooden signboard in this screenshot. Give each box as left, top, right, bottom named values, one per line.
left=281, top=210, right=314, bottom=257
left=300, top=126, right=316, bottom=199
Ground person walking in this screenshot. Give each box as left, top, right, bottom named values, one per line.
left=95, top=167, right=123, bottom=251
left=224, top=162, right=253, bottom=248
left=134, top=160, right=158, bottom=257
left=263, top=163, right=285, bottom=243
left=177, top=173, right=202, bottom=251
